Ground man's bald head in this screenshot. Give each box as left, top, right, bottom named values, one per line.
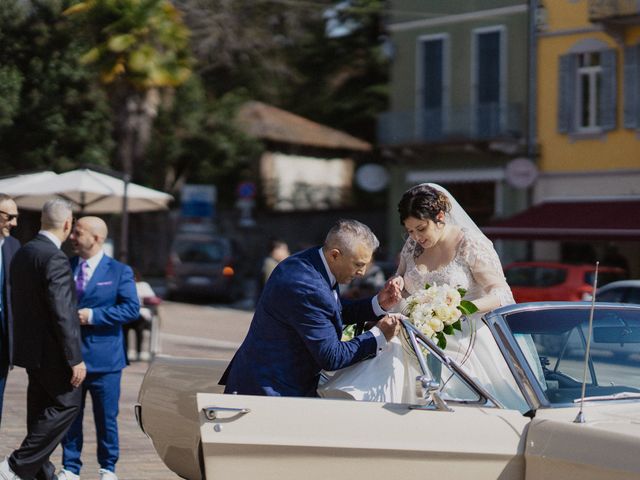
left=71, top=216, right=108, bottom=259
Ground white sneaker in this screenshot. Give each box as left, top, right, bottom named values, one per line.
left=0, top=457, right=21, bottom=480
left=127, top=349, right=139, bottom=361
left=54, top=469, right=80, bottom=480
left=139, top=351, right=151, bottom=361
left=98, top=469, right=118, bottom=480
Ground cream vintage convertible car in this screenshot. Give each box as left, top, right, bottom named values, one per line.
left=136, top=302, right=640, bottom=480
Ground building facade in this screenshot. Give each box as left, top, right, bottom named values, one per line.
left=381, top=1, right=532, bottom=259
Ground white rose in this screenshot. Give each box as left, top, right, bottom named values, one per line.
left=428, top=316, right=444, bottom=333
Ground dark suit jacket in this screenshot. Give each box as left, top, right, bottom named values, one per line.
left=70, top=255, right=139, bottom=373
left=1, top=235, right=20, bottom=368
left=222, top=246, right=380, bottom=397
left=11, top=234, right=83, bottom=370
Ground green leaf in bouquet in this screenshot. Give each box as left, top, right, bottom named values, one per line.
left=457, top=287, right=467, bottom=297
left=341, top=324, right=356, bottom=341
left=443, top=324, right=454, bottom=335
left=458, top=300, right=479, bottom=315
left=424, top=283, right=432, bottom=290
left=436, top=331, right=447, bottom=349
left=452, top=319, right=462, bottom=331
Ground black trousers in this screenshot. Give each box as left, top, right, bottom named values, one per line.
left=9, top=367, right=82, bottom=480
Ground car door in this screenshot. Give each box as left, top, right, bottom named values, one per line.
left=197, top=393, right=530, bottom=480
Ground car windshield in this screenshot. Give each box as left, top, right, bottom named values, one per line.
left=505, top=306, right=640, bottom=406
left=175, top=239, right=226, bottom=263
left=585, top=271, right=626, bottom=287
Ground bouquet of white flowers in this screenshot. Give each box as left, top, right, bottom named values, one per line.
left=404, top=283, right=478, bottom=349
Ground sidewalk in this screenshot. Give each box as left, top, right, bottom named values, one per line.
left=1, top=361, right=180, bottom=480
left=1, top=301, right=253, bottom=479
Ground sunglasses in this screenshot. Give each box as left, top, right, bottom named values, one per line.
left=0, top=209, right=18, bottom=222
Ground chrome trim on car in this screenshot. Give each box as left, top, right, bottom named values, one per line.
left=134, top=403, right=147, bottom=437
left=202, top=406, right=251, bottom=421
left=402, top=320, right=502, bottom=409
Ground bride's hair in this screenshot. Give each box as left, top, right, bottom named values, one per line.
left=398, top=184, right=451, bottom=225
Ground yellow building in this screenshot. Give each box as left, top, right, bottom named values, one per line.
left=490, top=1, right=640, bottom=276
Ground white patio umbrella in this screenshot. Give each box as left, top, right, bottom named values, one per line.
left=8, top=168, right=173, bottom=213
left=0, top=171, right=58, bottom=194
left=5, top=167, right=173, bottom=262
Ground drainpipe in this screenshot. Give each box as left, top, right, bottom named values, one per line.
left=526, top=0, right=539, bottom=261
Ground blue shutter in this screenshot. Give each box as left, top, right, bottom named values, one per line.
left=558, top=54, right=577, bottom=133
left=623, top=45, right=639, bottom=129
left=600, top=49, right=617, bottom=131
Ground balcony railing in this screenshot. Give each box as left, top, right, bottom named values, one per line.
left=377, top=103, right=523, bottom=146
left=589, top=0, right=640, bottom=22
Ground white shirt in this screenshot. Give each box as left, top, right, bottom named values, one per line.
left=75, top=250, right=105, bottom=324
left=39, top=230, right=61, bottom=249
left=318, top=248, right=387, bottom=351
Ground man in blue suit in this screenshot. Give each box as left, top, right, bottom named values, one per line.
left=0, top=194, right=20, bottom=427
left=57, top=217, right=139, bottom=480
left=221, top=219, right=402, bottom=397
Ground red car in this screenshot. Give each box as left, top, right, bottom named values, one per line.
left=504, top=261, right=627, bottom=303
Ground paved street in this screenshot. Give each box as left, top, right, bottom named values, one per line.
left=0, top=301, right=252, bottom=479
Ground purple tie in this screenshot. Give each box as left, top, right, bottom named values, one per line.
left=76, top=261, right=88, bottom=297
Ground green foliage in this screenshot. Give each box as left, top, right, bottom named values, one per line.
left=0, top=0, right=113, bottom=174
left=144, top=80, right=263, bottom=205
left=64, top=0, right=192, bottom=88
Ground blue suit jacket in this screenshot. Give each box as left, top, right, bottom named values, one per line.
left=1, top=235, right=20, bottom=368
left=222, top=247, right=380, bottom=397
left=71, top=255, right=139, bottom=373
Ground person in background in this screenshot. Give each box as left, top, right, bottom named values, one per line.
left=1, top=199, right=85, bottom=480
left=0, top=194, right=19, bottom=428
left=124, top=270, right=160, bottom=362
left=57, top=216, right=139, bottom=480
left=255, top=238, right=290, bottom=303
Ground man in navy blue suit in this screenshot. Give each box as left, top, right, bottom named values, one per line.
left=57, top=217, right=139, bottom=480
left=0, top=194, right=20, bottom=427
left=221, top=219, right=402, bottom=397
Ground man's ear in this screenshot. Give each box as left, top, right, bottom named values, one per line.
left=436, top=211, right=445, bottom=223
left=328, top=248, right=341, bottom=262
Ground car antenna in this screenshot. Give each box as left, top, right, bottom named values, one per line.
left=574, top=261, right=599, bottom=424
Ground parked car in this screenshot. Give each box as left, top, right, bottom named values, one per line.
left=165, top=232, right=245, bottom=302
left=596, top=280, right=640, bottom=304
left=136, top=302, right=640, bottom=480
left=504, top=261, right=627, bottom=303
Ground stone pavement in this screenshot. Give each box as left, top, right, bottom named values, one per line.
left=0, top=301, right=253, bottom=480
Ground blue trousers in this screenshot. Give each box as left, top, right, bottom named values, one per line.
left=61, top=371, right=122, bottom=474
left=0, top=360, right=7, bottom=427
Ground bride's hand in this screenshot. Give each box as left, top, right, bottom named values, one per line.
left=377, top=275, right=404, bottom=311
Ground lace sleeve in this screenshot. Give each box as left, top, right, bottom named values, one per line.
left=396, top=238, right=415, bottom=277
left=460, top=233, right=515, bottom=307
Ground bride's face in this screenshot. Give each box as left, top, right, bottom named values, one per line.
left=403, top=215, right=444, bottom=249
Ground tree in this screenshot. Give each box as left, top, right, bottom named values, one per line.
left=64, top=0, right=193, bottom=181
left=0, top=0, right=113, bottom=174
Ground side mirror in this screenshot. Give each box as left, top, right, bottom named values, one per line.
left=414, top=376, right=452, bottom=412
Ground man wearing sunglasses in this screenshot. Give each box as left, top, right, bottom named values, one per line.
left=0, top=193, right=19, bottom=428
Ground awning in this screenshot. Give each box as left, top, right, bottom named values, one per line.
left=483, top=199, right=640, bottom=241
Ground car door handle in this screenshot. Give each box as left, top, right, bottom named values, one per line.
left=202, top=406, right=251, bottom=421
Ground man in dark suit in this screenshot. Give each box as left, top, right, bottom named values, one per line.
left=221, top=219, right=402, bottom=397
left=57, top=217, right=139, bottom=480
left=0, top=199, right=86, bottom=480
left=0, top=194, right=20, bottom=427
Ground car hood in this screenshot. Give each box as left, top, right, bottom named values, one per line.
left=525, top=402, right=640, bottom=479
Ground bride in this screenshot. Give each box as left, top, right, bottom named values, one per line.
left=318, top=183, right=538, bottom=411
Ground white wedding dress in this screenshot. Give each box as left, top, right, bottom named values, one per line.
left=318, top=187, right=541, bottom=412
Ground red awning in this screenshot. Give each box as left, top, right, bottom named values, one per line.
left=483, top=199, right=640, bottom=241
